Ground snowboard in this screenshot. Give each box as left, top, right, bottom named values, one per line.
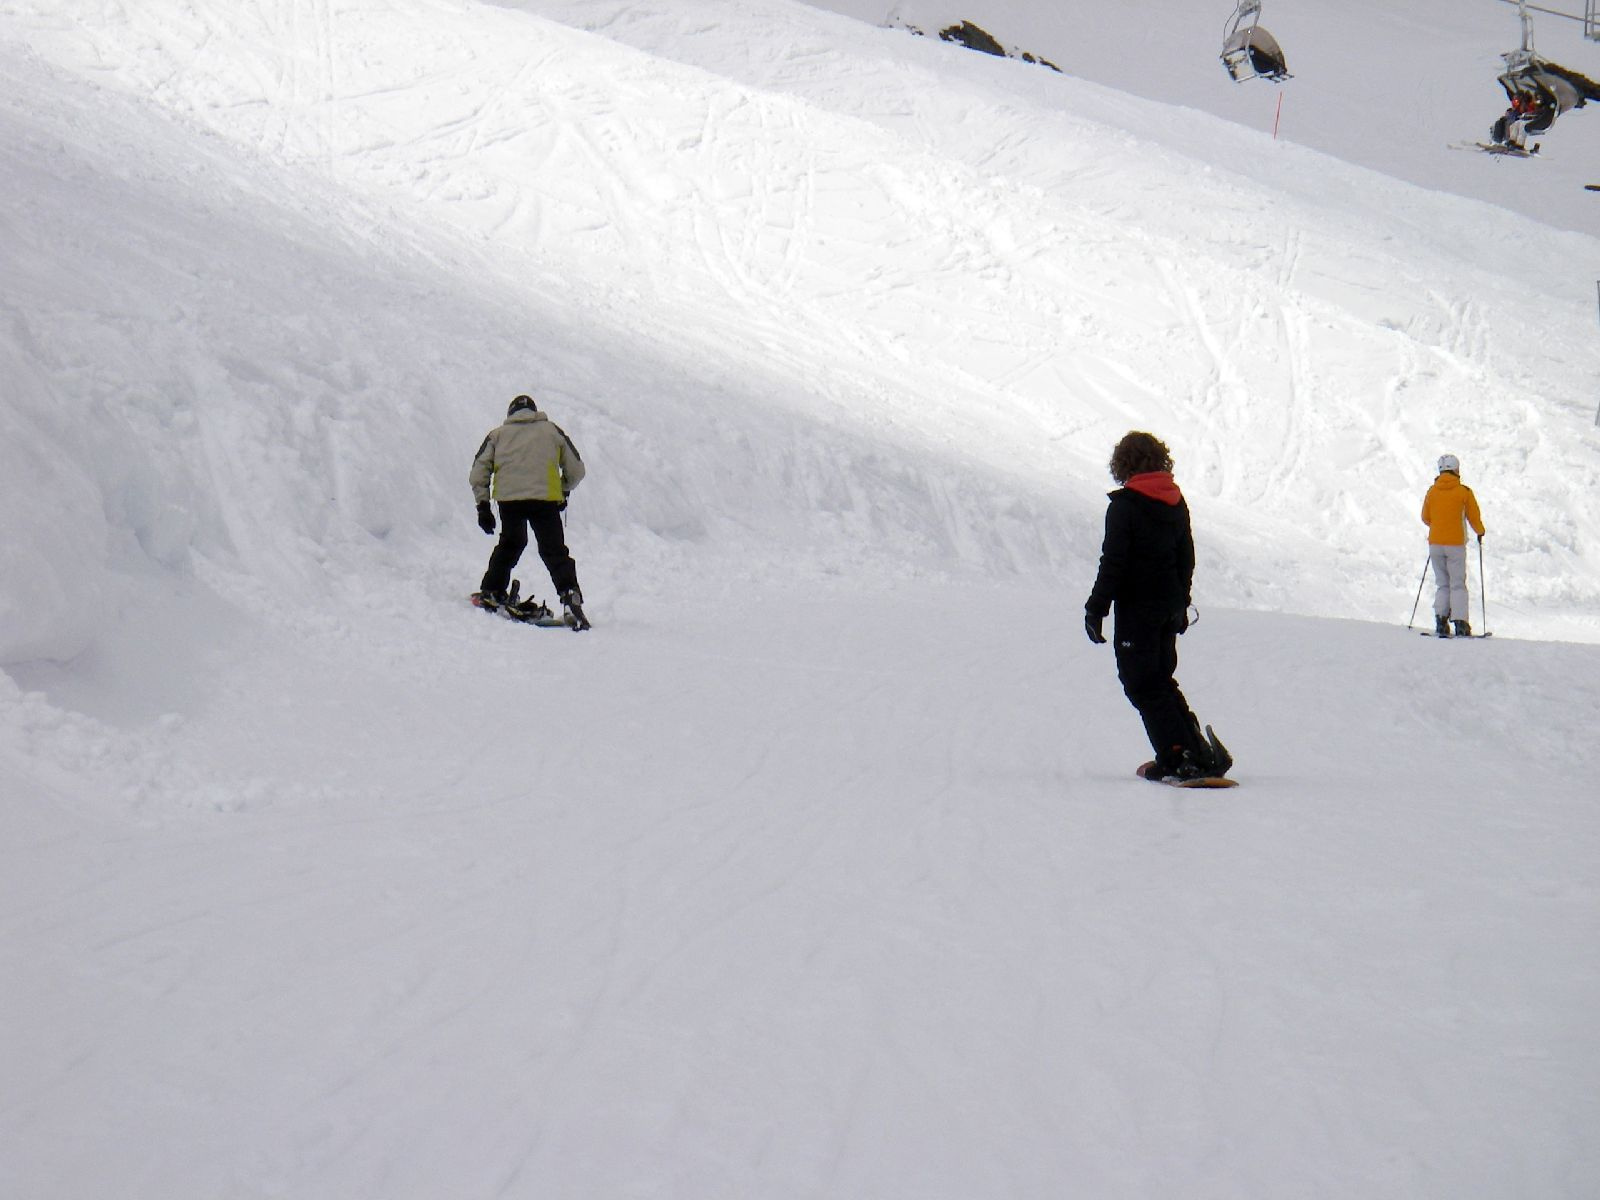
left=1585, top=184, right=1600, bottom=191
left=470, top=580, right=586, bottom=629
left=1136, top=762, right=1239, bottom=789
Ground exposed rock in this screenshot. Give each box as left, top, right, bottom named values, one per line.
left=938, top=20, right=1006, bottom=58
left=892, top=18, right=1061, bottom=74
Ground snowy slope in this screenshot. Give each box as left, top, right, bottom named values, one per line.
left=7, top=0, right=1600, bottom=653
left=0, top=21, right=1097, bottom=668
left=806, top=0, right=1600, bottom=237
left=3, top=1, right=1600, bottom=1197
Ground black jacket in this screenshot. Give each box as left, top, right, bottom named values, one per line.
left=1085, top=475, right=1195, bottom=620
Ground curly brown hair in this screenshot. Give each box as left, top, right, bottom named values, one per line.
left=1108, top=431, right=1173, bottom=484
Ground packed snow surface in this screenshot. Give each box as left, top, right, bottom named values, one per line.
left=2, top=1, right=1598, bottom=1197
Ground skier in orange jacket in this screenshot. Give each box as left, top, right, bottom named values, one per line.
left=1421, top=454, right=1486, bottom=638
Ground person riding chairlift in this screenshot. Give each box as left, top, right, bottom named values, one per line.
left=1490, top=60, right=1600, bottom=150
left=1492, top=88, right=1552, bottom=150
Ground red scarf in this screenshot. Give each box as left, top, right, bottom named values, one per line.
left=1124, top=471, right=1183, bottom=506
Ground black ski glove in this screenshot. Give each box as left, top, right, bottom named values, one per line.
left=476, top=501, right=495, bottom=535
left=1084, top=612, right=1107, bottom=645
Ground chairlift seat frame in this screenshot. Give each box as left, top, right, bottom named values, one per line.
left=1220, top=0, right=1290, bottom=83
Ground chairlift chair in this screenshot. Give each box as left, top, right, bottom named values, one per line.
left=1220, top=0, right=1290, bottom=82
left=1493, top=0, right=1600, bottom=143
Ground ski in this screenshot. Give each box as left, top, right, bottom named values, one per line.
left=1418, top=631, right=1493, bottom=638
left=1447, top=140, right=1540, bottom=158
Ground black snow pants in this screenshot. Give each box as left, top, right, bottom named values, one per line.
left=1113, top=607, right=1204, bottom=769
left=481, top=500, right=579, bottom=598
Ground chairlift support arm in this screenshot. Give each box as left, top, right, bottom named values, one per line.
left=1492, top=0, right=1599, bottom=37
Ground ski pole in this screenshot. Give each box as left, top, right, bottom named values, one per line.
left=1478, top=537, right=1488, bottom=634
left=1407, top=554, right=1430, bottom=628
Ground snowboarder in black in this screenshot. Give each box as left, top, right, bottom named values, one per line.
left=470, top=394, right=589, bottom=626
left=1083, top=431, right=1231, bottom=783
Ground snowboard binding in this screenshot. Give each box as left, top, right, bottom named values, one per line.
left=472, top=579, right=585, bottom=629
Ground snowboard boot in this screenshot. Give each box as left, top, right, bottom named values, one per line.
left=1166, top=750, right=1215, bottom=783
left=1434, top=614, right=1451, bottom=638
left=1141, top=724, right=1232, bottom=783
left=560, top=586, right=591, bottom=631
left=1453, top=620, right=1472, bottom=638
left=1140, top=741, right=1192, bottom=782
left=1140, top=755, right=1219, bottom=784
left=473, top=589, right=508, bottom=612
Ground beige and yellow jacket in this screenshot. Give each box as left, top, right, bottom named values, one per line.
left=470, top=410, right=585, bottom=504
left=1421, top=473, right=1485, bottom=546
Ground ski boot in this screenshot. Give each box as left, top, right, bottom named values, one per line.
left=1434, top=614, right=1451, bottom=638
left=1453, top=620, right=1472, bottom=638
left=560, top=587, right=591, bottom=632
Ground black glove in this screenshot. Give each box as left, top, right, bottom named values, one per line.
left=476, top=502, right=495, bottom=535
left=1176, top=609, right=1190, bottom=635
left=1084, top=612, right=1107, bottom=645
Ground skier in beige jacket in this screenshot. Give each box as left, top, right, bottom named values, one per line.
left=470, top=394, right=588, bottom=624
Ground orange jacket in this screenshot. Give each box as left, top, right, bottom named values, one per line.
left=1421, top=473, right=1485, bottom=545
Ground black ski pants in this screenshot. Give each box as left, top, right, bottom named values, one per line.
left=481, top=500, right=579, bottom=598
left=1112, top=608, right=1203, bottom=768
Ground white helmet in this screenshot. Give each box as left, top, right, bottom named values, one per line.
left=1437, top=453, right=1460, bottom=474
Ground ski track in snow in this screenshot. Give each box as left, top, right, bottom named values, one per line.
left=4, top=588, right=1599, bottom=1197
left=3, top=1, right=1600, bottom=1196
left=9, top=0, right=1600, bottom=637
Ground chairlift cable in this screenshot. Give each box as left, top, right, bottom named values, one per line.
left=1490, top=0, right=1588, bottom=26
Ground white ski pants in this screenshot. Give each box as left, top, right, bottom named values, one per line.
left=1429, top=543, right=1469, bottom=620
